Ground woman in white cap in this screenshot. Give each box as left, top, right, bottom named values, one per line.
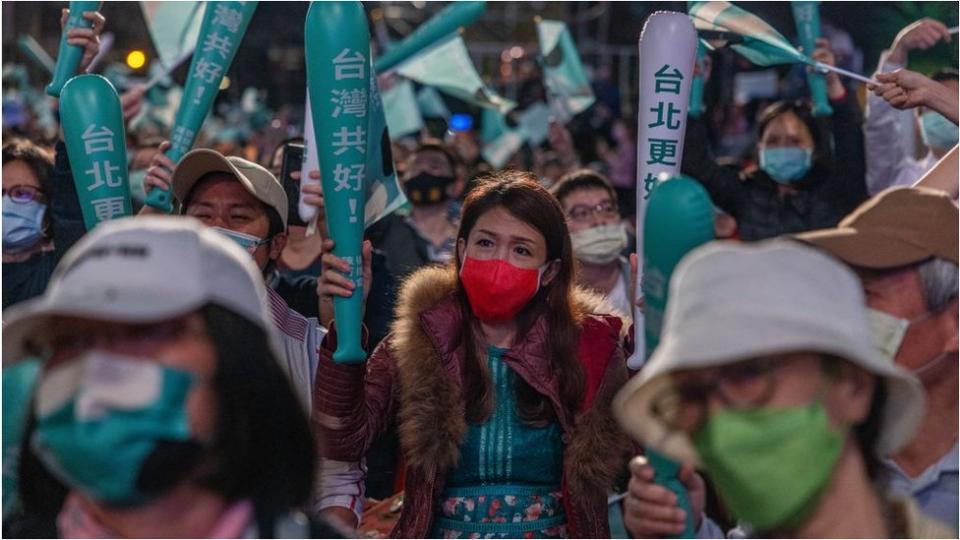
left=2, top=217, right=343, bottom=538
left=614, top=240, right=951, bottom=538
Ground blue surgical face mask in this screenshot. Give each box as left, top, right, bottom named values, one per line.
left=211, top=226, right=270, bottom=254
left=32, top=351, right=201, bottom=505
left=759, top=146, right=813, bottom=184
left=919, top=111, right=959, bottom=151
left=3, top=195, right=46, bottom=253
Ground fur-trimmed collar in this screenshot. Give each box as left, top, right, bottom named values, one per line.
left=389, top=265, right=631, bottom=500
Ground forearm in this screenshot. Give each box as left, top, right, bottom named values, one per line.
left=914, top=145, right=959, bottom=199
left=924, top=83, right=959, bottom=124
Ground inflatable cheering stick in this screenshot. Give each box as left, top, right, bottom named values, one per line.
left=643, top=175, right=715, bottom=539
left=305, top=1, right=371, bottom=364
left=791, top=2, right=833, bottom=116
left=46, top=1, right=101, bottom=97
left=60, top=75, right=132, bottom=229
left=144, top=1, right=257, bottom=213
left=633, top=12, right=699, bottom=538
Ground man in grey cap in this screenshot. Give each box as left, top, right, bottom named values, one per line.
left=142, top=145, right=365, bottom=527
left=621, top=186, right=958, bottom=538
left=797, top=186, right=959, bottom=530
left=614, top=239, right=945, bottom=537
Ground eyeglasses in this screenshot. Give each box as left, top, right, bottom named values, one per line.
left=2, top=185, right=47, bottom=204
left=567, top=201, right=618, bottom=223
left=650, top=357, right=786, bottom=434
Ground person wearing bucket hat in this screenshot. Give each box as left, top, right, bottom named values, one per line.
left=142, top=146, right=367, bottom=528
left=0, top=217, right=349, bottom=538
left=612, top=239, right=951, bottom=537
left=797, top=186, right=959, bottom=530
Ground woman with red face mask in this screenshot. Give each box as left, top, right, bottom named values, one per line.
left=314, top=171, right=633, bottom=538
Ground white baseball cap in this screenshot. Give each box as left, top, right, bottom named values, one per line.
left=613, top=239, right=926, bottom=465
left=2, top=216, right=274, bottom=364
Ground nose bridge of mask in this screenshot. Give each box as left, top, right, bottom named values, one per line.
left=211, top=226, right=267, bottom=252
left=37, top=353, right=167, bottom=421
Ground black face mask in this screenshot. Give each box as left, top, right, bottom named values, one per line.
left=404, top=172, right=455, bottom=205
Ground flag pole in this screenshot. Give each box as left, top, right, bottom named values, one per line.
left=813, top=61, right=879, bottom=86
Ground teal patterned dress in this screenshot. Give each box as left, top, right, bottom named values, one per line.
left=430, top=347, right=566, bottom=539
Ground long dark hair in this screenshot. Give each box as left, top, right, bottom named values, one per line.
left=455, top=171, right=585, bottom=426
left=10, top=304, right=315, bottom=534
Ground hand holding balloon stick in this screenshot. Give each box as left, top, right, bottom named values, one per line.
left=46, top=1, right=102, bottom=97
left=60, top=75, right=133, bottom=229
left=633, top=12, right=700, bottom=538
left=143, top=1, right=257, bottom=213
left=305, top=1, right=372, bottom=364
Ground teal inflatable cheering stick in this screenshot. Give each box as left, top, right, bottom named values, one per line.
left=144, top=1, right=257, bottom=213
left=791, top=2, right=833, bottom=116
left=643, top=175, right=715, bottom=539
left=60, top=75, right=133, bottom=230
left=46, top=1, right=101, bottom=97
left=305, top=1, right=371, bottom=364
left=688, top=40, right=707, bottom=119
left=374, top=1, right=486, bottom=73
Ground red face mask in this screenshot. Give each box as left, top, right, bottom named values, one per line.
left=459, top=257, right=548, bottom=323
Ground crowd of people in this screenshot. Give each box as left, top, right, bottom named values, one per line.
left=2, top=6, right=958, bottom=539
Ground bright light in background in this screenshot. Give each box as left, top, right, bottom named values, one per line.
left=125, top=50, right=146, bottom=69
left=219, top=76, right=231, bottom=90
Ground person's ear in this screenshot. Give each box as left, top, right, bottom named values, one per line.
left=541, top=260, right=561, bottom=287
left=830, top=364, right=876, bottom=426
left=269, top=231, right=287, bottom=260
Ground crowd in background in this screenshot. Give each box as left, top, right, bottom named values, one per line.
left=2, top=4, right=958, bottom=539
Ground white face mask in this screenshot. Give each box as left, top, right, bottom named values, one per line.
left=867, top=308, right=941, bottom=374
left=570, top=223, right=627, bottom=265
left=867, top=308, right=909, bottom=360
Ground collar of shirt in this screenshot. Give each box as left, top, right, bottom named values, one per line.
left=882, top=442, right=959, bottom=495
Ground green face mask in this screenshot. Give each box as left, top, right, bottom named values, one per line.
left=692, top=402, right=844, bottom=531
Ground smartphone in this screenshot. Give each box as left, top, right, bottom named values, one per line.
left=280, top=142, right=306, bottom=227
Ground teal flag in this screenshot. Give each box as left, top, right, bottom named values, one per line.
left=482, top=129, right=524, bottom=168
left=536, top=19, right=595, bottom=116
left=688, top=1, right=807, bottom=66
left=517, top=102, right=551, bottom=147
left=791, top=1, right=833, bottom=116
left=140, top=1, right=206, bottom=69
left=416, top=85, right=450, bottom=119
left=481, top=106, right=508, bottom=144
left=396, top=34, right=515, bottom=114
left=60, top=75, right=133, bottom=229
left=375, top=1, right=486, bottom=73
left=383, top=78, right=424, bottom=137
left=364, top=58, right=407, bottom=228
